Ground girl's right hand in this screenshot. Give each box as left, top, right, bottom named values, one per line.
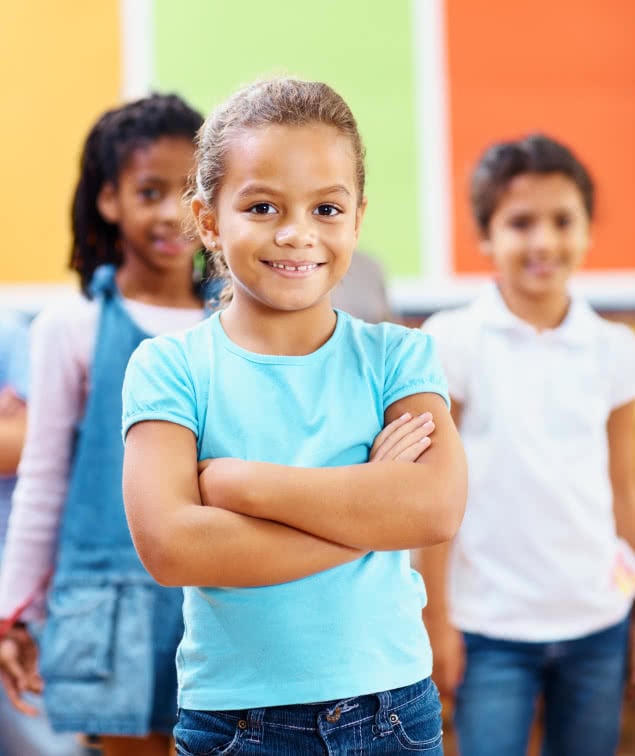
left=369, top=412, right=435, bottom=463
left=426, top=616, right=465, bottom=698
left=0, top=624, right=43, bottom=715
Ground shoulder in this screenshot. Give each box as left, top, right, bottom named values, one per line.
left=31, top=294, right=98, bottom=341
left=593, top=313, right=635, bottom=372
left=340, top=312, right=430, bottom=354
left=423, top=302, right=477, bottom=341
left=128, top=317, right=212, bottom=377
left=340, top=313, right=450, bottom=406
left=593, top=312, right=635, bottom=346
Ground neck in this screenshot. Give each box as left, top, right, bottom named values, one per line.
left=115, top=258, right=200, bottom=308
left=220, top=296, right=337, bottom=355
left=497, top=282, right=570, bottom=331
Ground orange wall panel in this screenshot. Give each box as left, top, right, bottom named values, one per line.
left=445, top=0, right=635, bottom=273
left=1, top=2, right=121, bottom=283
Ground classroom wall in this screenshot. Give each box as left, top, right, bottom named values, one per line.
left=446, top=0, right=635, bottom=274
left=1, top=2, right=121, bottom=283
left=1, top=1, right=633, bottom=292
left=152, top=0, right=420, bottom=278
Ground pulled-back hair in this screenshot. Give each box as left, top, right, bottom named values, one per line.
left=70, top=94, right=203, bottom=296
left=470, top=134, right=594, bottom=235
left=191, top=78, right=366, bottom=301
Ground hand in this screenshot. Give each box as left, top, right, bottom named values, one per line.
left=198, top=457, right=247, bottom=510
left=0, top=387, right=25, bottom=416
left=369, top=412, right=435, bottom=463
left=0, top=624, right=43, bottom=715
left=426, top=615, right=465, bottom=698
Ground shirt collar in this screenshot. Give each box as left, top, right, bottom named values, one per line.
left=475, top=283, right=596, bottom=347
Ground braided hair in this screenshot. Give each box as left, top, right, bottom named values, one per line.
left=70, top=94, right=204, bottom=296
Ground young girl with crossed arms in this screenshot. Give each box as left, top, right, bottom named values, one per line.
left=122, top=78, right=467, bottom=755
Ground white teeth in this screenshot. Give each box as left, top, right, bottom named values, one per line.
left=269, top=262, right=318, bottom=271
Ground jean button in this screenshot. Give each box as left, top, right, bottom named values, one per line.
left=389, top=713, right=399, bottom=724
left=238, top=719, right=248, bottom=730
left=326, top=707, right=341, bottom=723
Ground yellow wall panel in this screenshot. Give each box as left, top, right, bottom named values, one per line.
left=1, top=2, right=121, bottom=283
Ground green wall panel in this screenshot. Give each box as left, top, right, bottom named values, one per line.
left=154, top=0, right=421, bottom=278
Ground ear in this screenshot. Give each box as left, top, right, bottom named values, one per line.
left=354, top=196, right=368, bottom=240
left=96, top=183, right=120, bottom=224
left=191, top=196, right=220, bottom=250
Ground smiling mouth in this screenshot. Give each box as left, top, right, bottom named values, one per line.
left=153, top=236, right=190, bottom=254
left=263, top=261, right=324, bottom=273
left=260, top=260, right=326, bottom=278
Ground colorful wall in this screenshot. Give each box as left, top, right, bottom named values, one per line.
left=2, top=1, right=634, bottom=307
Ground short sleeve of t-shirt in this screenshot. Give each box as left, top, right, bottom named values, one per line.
left=606, top=322, right=635, bottom=410
left=383, top=326, right=450, bottom=410
left=122, top=335, right=198, bottom=439
left=422, top=309, right=468, bottom=403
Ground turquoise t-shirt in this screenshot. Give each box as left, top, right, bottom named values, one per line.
left=122, top=310, right=449, bottom=710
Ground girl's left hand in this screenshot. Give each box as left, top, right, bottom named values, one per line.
left=369, top=412, right=435, bottom=463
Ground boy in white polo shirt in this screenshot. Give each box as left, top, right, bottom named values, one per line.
left=418, top=134, right=635, bottom=756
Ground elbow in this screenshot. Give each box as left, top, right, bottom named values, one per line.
left=434, top=498, right=465, bottom=544
left=128, top=525, right=184, bottom=587
left=422, top=466, right=468, bottom=546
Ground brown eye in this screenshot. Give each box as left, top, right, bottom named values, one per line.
left=248, top=203, right=276, bottom=215
left=314, top=204, right=340, bottom=217
left=508, top=215, right=531, bottom=230
left=139, top=187, right=161, bottom=201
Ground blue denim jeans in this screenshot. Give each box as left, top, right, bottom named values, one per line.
left=175, top=677, right=443, bottom=754
left=454, top=615, right=630, bottom=756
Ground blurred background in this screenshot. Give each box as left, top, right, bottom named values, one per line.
left=1, top=4, right=635, bottom=754
left=1, top=0, right=634, bottom=315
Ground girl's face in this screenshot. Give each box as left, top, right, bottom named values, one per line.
left=481, top=172, right=591, bottom=300
left=195, top=123, right=366, bottom=315
left=98, top=136, right=199, bottom=275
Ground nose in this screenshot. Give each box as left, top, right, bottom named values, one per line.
left=158, top=194, right=182, bottom=224
left=274, top=221, right=316, bottom=248
left=531, top=221, right=560, bottom=253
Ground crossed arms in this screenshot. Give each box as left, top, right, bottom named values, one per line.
left=123, top=392, right=467, bottom=588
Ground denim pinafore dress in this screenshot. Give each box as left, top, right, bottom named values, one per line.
left=39, top=267, right=187, bottom=735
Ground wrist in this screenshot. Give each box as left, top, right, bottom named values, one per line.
left=212, top=458, right=253, bottom=514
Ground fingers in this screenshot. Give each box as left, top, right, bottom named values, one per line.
left=370, top=412, right=435, bottom=462
left=390, top=422, right=435, bottom=462
left=0, top=645, right=40, bottom=716
left=370, top=412, right=415, bottom=457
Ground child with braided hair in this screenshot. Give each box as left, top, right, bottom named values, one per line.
left=0, top=94, right=209, bottom=756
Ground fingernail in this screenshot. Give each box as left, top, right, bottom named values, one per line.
left=420, top=436, right=431, bottom=444
left=400, top=412, right=411, bottom=420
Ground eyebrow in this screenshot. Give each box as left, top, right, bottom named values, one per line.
left=237, top=183, right=352, bottom=199
left=134, top=175, right=168, bottom=185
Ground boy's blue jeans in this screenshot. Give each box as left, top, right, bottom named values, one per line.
left=175, top=677, right=443, bottom=754
left=454, top=615, right=630, bottom=756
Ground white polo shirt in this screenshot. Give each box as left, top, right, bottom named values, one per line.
left=424, top=284, right=635, bottom=642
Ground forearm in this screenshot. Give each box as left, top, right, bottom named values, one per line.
left=201, top=453, right=466, bottom=551
left=412, top=542, right=453, bottom=624
left=138, top=504, right=366, bottom=588
left=0, top=411, right=26, bottom=475
left=614, top=489, right=635, bottom=551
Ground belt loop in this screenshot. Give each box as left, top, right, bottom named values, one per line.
left=374, top=689, right=392, bottom=735
left=246, top=708, right=265, bottom=744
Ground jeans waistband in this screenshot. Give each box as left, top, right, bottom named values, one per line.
left=193, top=677, right=432, bottom=734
